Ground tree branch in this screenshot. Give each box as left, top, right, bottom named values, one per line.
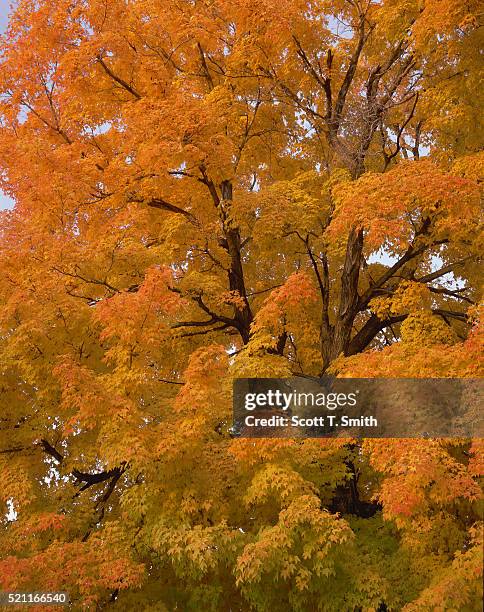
left=334, top=14, right=371, bottom=129
left=39, top=439, right=127, bottom=496
left=197, top=43, right=215, bottom=90
left=97, top=56, right=141, bottom=100
left=415, top=257, right=476, bottom=284
left=383, top=92, right=419, bottom=169
left=128, top=195, right=199, bottom=225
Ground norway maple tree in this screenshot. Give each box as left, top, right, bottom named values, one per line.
left=0, top=0, right=482, bottom=609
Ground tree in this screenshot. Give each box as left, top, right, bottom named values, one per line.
left=0, top=0, right=482, bottom=609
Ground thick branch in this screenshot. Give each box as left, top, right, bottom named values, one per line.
left=334, top=15, right=370, bottom=129
left=39, top=439, right=126, bottom=495
left=347, top=314, right=407, bottom=355
left=416, top=257, right=476, bottom=284
left=128, top=195, right=199, bottom=225
left=197, top=43, right=215, bottom=90
left=177, top=324, right=231, bottom=338
left=358, top=217, right=433, bottom=310
left=39, top=438, right=64, bottom=463
left=97, top=56, right=141, bottom=100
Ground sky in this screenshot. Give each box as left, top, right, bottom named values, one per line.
left=0, top=0, right=15, bottom=210
left=0, top=0, right=11, bottom=32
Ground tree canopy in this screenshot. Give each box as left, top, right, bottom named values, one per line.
left=0, top=0, right=482, bottom=609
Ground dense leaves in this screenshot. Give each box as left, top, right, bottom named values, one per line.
left=0, top=0, right=482, bottom=609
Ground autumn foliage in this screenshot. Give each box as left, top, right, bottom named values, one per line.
left=0, top=0, right=482, bottom=609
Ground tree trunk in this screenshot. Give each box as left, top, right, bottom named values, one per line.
left=321, top=227, right=364, bottom=371
left=220, top=181, right=253, bottom=343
